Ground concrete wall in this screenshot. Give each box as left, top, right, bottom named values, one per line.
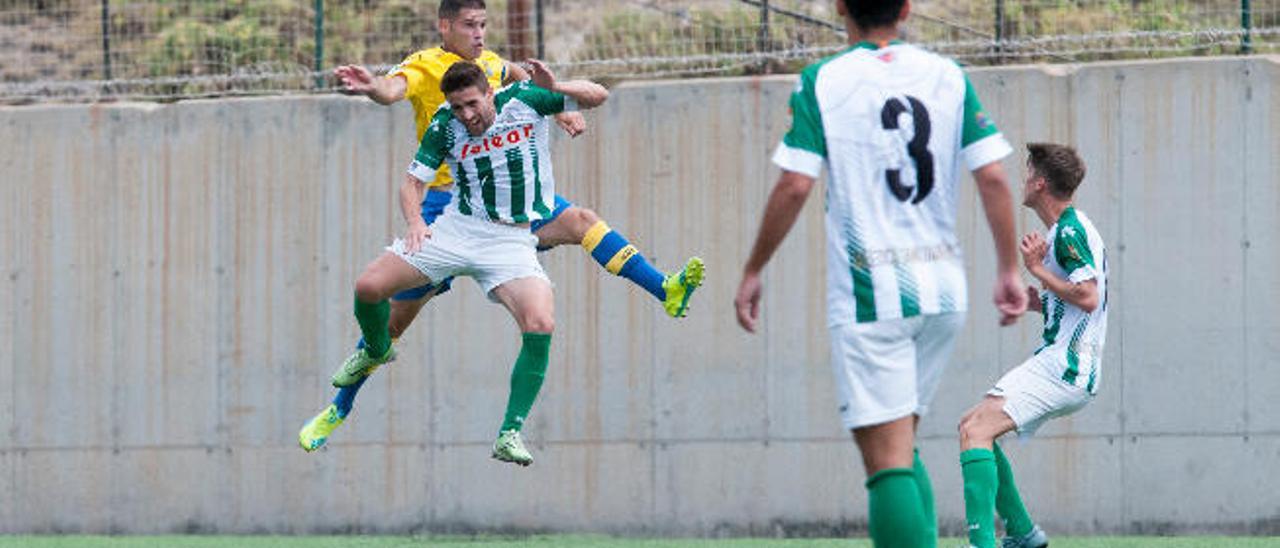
left=2, top=56, right=1279, bottom=536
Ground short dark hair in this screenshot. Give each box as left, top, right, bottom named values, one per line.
left=441, top=62, right=490, bottom=96
left=439, top=0, right=485, bottom=21
left=841, top=0, right=906, bottom=31
left=1027, top=143, right=1086, bottom=199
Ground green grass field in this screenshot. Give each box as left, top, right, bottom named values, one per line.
left=5, top=536, right=1280, bottom=548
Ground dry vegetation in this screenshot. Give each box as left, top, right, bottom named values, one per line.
left=0, top=0, right=1271, bottom=97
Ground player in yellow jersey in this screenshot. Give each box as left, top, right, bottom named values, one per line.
left=299, top=0, right=705, bottom=453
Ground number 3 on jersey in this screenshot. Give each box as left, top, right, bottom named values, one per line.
left=880, top=96, right=934, bottom=204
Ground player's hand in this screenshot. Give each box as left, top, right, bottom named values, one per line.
left=526, top=58, right=558, bottom=91
left=994, top=270, right=1027, bottom=326
left=403, top=220, right=432, bottom=254
left=1026, top=285, right=1042, bottom=313
left=334, top=65, right=376, bottom=95
left=1020, top=232, right=1049, bottom=269
left=554, top=112, right=586, bottom=137
left=734, top=271, right=763, bottom=333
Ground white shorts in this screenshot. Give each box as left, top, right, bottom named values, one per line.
left=388, top=212, right=548, bottom=301
left=988, top=359, right=1093, bottom=435
left=829, top=312, right=965, bottom=430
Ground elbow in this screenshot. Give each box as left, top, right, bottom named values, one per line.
left=579, top=85, right=609, bottom=109
left=777, top=173, right=815, bottom=201
left=1077, top=293, right=1099, bottom=313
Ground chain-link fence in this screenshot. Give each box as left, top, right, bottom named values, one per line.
left=2, top=0, right=1277, bottom=102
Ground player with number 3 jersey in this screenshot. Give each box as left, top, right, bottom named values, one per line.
left=734, top=1, right=1027, bottom=546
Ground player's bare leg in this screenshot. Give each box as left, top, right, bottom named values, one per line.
left=488, top=276, right=555, bottom=466
left=331, top=253, right=430, bottom=387
left=299, top=287, right=439, bottom=452
left=852, top=416, right=931, bottom=547
left=959, top=397, right=1045, bottom=548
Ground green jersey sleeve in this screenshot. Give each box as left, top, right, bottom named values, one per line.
left=961, top=75, right=1000, bottom=146
left=782, top=66, right=826, bottom=158
left=772, top=64, right=826, bottom=178
left=515, top=81, right=574, bottom=116
left=408, top=108, right=453, bottom=183
left=1054, top=222, right=1097, bottom=283
left=958, top=72, right=1013, bottom=170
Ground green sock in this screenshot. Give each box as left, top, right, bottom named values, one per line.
left=353, top=295, right=391, bottom=358
left=994, top=442, right=1035, bottom=538
left=913, top=449, right=938, bottom=548
left=961, top=448, right=999, bottom=548
left=866, top=468, right=929, bottom=548
left=500, top=332, right=552, bottom=433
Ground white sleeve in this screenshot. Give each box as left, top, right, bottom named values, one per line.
left=407, top=159, right=437, bottom=184
left=771, top=142, right=824, bottom=178
left=962, top=133, right=1013, bottom=171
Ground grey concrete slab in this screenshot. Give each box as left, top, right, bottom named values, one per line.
left=1243, top=58, right=1280, bottom=434
left=1123, top=434, right=1280, bottom=534
left=653, top=440, right=867, bottom=536
left=642, top=81, right=771, bottom=442
left=422, top=296, right=522, bottom=445
left=229, top=443, right=432, bottom=534
left=10, top=448, right=116, bottom=533
left=0, top=449, right=12, bottom=532
left=1116, top=60, right=1249, bottom=435
left=430, top=440, right=653, bottom=533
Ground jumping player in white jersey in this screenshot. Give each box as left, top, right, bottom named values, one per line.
left=733, top=1, right=1027, bottom=546
left=958, top=143, right=1107, bottom=548
left=334, top=60, right=608, bottom=466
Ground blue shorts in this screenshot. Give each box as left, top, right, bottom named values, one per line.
left=391, top=192, right=574, bottom=301
left=531, top=194, right=573, bottom=234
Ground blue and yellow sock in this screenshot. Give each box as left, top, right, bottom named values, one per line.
left=581, top=221, right=666, bottom=301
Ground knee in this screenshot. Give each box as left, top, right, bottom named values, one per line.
left=353, top=276, right=386, bottom=303
left=570, top=207, right=601, bottom=237
left=520, top=312, right=555, bottom=334
left=957, top=413, right=989, bottom=447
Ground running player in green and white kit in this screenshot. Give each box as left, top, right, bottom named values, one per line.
left=958, top=143, right=1107, bottom=548
left=334, top=60, right=608, bottom=466
left=734, top=1, right=1027, bottom=546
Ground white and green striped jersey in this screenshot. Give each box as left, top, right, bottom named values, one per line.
left=407, top=81, right=576, bottom=224
left=1032, top=207, right=1109, bottom=395
left=772, top=41, right=1013, bottom=327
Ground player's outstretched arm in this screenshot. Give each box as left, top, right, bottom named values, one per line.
left=334, top=65, right=407, bottom=105
left=503, top=61, right=585, bottom=136
left=973, top=161, right=1028, bottom=325
left=504, top=61, right=530, bottom=85
left=526, top=59, right=608, bottom=109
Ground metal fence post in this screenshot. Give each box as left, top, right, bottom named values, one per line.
left=994, top=0, right=1005, bottom=62
left=101, top=0, right=112, bottom=80
left=314, top=0, right=324, bottom=88
left=509, top=0, right=531, bottom=61
left=536, top=0, right=544, bottom=60
left=1242, top=0, right=1253, bottom=54
left=758, top=0, right=770, bottom=72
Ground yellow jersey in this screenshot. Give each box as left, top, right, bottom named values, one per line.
left=388, top=47, right=507, bottom=188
